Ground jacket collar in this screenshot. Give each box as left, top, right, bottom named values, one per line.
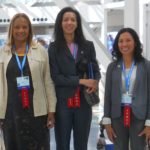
left=117, top=60, right=142, bottom=97
left=64, top=43, right=86, bottom=63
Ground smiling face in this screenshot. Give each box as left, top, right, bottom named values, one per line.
left=62, top=11, right=77, bottom=36
left=118, top=32, right=135, bottom=57
left=12, top=16, right=29, bottom=44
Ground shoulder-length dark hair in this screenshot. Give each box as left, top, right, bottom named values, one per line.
left=112, top=27, right=144, bottom=62
left=53, top=7, right=86, bottom=46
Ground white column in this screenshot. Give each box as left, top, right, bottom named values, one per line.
left=124, top=0, right=139, bottom=33
left=103, top=9, right=108, bottom=48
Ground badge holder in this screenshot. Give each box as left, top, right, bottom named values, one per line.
left=15, top=44, right=30, bottom=109
left=122, top=61, right=135, bottom=128
left=17, top=76, right=30, bottom=109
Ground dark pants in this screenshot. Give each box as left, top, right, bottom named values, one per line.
left=55, top=94, right=92, bottom=150
left=112, top=114, right=146, bottom=150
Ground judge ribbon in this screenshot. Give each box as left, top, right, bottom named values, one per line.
left=122, top=61, right=135, bottom=127
left=67, top=87, right=80, bottom=108
left=15, top=44, right=30, bottom=109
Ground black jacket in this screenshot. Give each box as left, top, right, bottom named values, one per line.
left=48, top=40, right=101, bottom=99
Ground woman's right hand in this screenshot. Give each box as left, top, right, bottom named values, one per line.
left=47, top=112, right=55, bottom=129
left=105, top=124, right=117, bottom=143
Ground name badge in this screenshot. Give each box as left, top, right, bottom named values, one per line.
left=121, top=93, right=132, bottom=105
left=16, top=76, right=30, bottom=89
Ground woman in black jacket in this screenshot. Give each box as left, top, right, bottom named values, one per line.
left=48, top=7, right=101, bottom=150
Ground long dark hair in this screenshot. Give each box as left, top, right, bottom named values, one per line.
left=112, top=27, right=144, bottom=62
left=53, top=7, right=86, bottom=47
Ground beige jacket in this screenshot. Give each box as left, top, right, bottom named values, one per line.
left=0, top=42, right=57, bottom=119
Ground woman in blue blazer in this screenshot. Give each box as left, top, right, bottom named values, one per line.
left=103, top=28, right=150, bottom=150
left=48, top=7, right=101, bottom=150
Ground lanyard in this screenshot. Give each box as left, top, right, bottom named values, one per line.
left=122, top=61, right=135, bottom=93
left=88, top=62, right=94, bottom=79
left=15, top=44, right=29, bottom=76
left=73, top=44, right=78, bottom=60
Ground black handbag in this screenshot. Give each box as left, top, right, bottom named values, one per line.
left=84, top=62, right=100, bottom=106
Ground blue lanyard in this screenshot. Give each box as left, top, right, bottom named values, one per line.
left=15, top=44, right=29, bottom=76
left=122, top=61, right=135, bottom=93
left=88, top=62, right=94, bottom=79
left=73, top=44, right=78, bottom=60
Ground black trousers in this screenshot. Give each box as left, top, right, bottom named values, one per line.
left=55, top=94, right=92, bottom=150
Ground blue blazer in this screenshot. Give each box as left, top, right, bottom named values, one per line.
left=48, top=40, right=101, bottom=99
left=104, top=59, right=150, bottom=120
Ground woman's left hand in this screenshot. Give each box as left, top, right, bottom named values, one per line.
left=47, top=112, right=55, bottom=128
left=86, top=80, right=98, bottom=94
left=139, top=126, right=150, bottom=143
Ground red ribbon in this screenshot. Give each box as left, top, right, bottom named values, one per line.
left=124, top=105, right=131, bottom=127
left=67, top=87, right=80, bottom=108
left=67, top=98, right=74, bottom=108
left=21, top=88, right=29, bottom=108
left=73, top=87, right=80, bottom=108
